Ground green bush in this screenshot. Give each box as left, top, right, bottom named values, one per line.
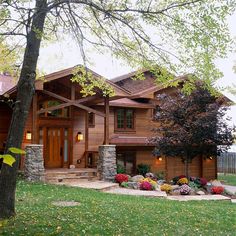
left=117, top=164, right=125, bottom=174
left=137, top=163, right=150, bottom=176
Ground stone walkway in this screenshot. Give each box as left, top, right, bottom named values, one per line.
left=54, top=179, right=119, bottom=191
left=223, top=185, right=236, bottom=195
left=166, top=195, right=231, bottom=201
left=104, top=188, right=167, bottom=197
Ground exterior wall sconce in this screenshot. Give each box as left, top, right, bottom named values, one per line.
left=26, top=131, right=32, bottom=140
left=77, top=132, right=84, bottom=142
left=208, top=156, right=213, bottom=160
left=158, top=157, right=163, bottom=161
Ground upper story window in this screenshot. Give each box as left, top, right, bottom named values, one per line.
left=115, top=108, right=135, bottom=131
left=88, top=112, right=95, bottom=127
left=39, top=100, right=70, bottom=118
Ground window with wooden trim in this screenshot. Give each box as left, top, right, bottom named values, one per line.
left=115, top=108, right=135, bottom=131
left=88, top=112, right=95, bottom=127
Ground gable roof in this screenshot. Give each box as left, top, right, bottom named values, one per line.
left=3, top=65, right=131, bottom=98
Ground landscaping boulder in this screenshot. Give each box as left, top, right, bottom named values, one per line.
left=157, top=180, right=166, bottom=185
left=145, top=172, right=155, bottom=179
left=211, top=180, right=223, bottom=187
left=131, top=175, right=144, bottom=182
left=126, top=182, right=139, bottom=189
left=196, top=190, right=205, bottom=195
left=171, top=185, right=180, bottom=190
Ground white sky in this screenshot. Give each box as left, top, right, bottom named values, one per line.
left=38, top=11, right=236, bottom=124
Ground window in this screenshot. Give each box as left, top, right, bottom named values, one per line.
left=117, top=151, right=136, bottom=175
left=115, top=108, right=135, bottom=131
left=88, top=112, right=95, bottom=127
left=39, top=100, right=70, bottom=118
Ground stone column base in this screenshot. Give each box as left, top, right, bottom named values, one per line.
left=24, top=144, right=45, bottom=182
left=98, top=145, right=117, bottom=181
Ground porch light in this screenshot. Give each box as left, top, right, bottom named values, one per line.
left=208, top=156, right=213, bottom=160
left=158, top=157, right=163, bottom=161
left=77, top=132, right=84, bottom=141
left=26, top=131, right=32, bottom=140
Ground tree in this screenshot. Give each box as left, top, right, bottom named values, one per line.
left=150, top=82, right=235, bottom=177
left=0, top=0, right=235, bottom=219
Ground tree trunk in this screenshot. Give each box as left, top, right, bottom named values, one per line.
left=0, top=0, right=47, bottom=219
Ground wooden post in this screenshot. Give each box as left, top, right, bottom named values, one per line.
left=85, top=111, right=89, bottom=167
left=71, top=83, right=75, bottom=100
left=32, top=93, right=38, bottom=144
left=104, top=96, right=110, bottom=145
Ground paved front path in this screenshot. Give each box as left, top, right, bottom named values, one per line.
left=167, top=195, right=231, bottom=201
left=104, top=188, right=167, bottom=197
left=55, top=179, right=119, bottom=191
left=223, top=185, right=236, bottom=194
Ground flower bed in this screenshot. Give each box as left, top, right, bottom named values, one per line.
left=114, top=173, right=230, bottom=197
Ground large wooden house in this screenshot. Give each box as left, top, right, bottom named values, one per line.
left=0, top=66, right=219, bottom=180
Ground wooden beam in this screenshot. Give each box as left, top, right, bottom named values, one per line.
left=32, top=93, right=38, bottom=143
left=104, top=96, right=110, bottom=145
left=41, top=90, right=71, bottom=103
left=40, top=90, right=105, bottom=117
left=37, top=102, right=73, bottom=114
left=42, top=89, right=100, bottom=104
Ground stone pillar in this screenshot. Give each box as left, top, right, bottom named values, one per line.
left=98, top=145, right=117, bottom=181
left=24, top=144, right=45, bottom=182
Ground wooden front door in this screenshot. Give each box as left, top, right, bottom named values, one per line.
left=39, top=127, right=71, bottom=168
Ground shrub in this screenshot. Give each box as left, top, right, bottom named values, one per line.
left=191, top=177, right=208, bottom=188
left=117, top=164, right=125, bottom=174
left=177, top=177, right=189, bottom=185
left=115, top=174, right=129, bottom=184
left=137, top=163, right=150, bottom=176
left=160, top=184, right=172, bottom=193
left=211, top=186, right=224, bottom=194
left=140, top=181, right=153, bottom=191
left=180, top=184, right=191, bottom=195
left=155, top=171, right=165, bottom=180
left=188, top=181, right=199, bottom=191
left=120, top=182, right=129, bottom=188
left=172, top=175, right=186, bottom=185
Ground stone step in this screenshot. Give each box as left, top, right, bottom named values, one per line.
left=45, top=171, right=97, bottom=178
left=46, top=176, right=99, bottom=184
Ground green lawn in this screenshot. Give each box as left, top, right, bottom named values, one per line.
left=218, top=173, right=236, bottom=186
left=1, top=181, right=236, bottom=236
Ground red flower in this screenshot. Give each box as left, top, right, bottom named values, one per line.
left=200, top=178, right=207, bottom=186
left=115, top=174, right=129, bottom=184
left=211, top=186, right=224, bottom=194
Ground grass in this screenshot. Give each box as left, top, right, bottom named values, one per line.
left=0, top=181, right=236, bottom=236
left=218, top=173, right=236, bottom=186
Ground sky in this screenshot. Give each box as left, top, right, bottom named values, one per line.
left=37, top=10, right=236, bottom=124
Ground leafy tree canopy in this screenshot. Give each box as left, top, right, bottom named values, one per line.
left=0, top=0, right=236, bottom=92
left=150, top=82, right=235, bottom=176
